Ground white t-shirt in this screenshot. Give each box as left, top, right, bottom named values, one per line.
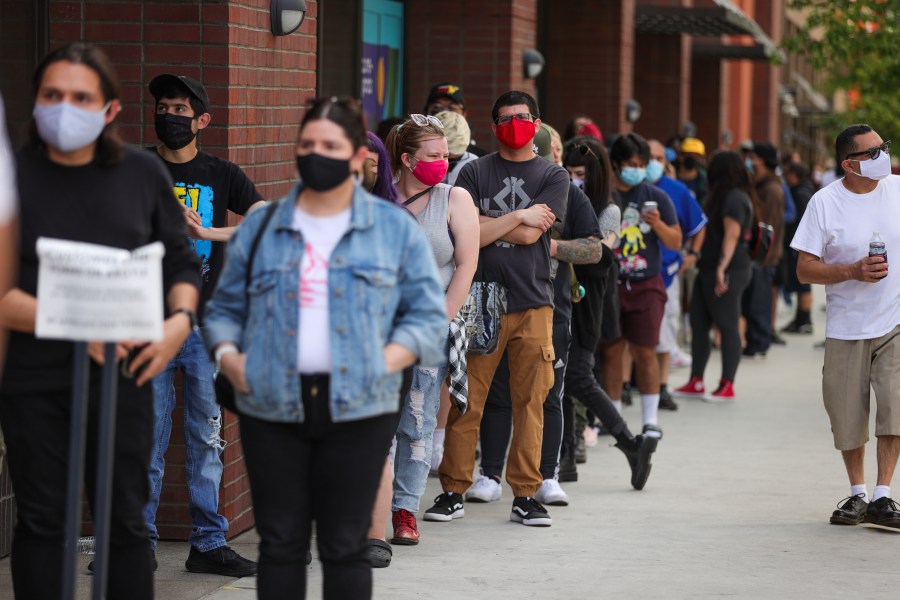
left=0, top=97, right=17, bottom=225
left=292, top=206, right=351, bottom=373
left=790, top=175, right=900, bottom=340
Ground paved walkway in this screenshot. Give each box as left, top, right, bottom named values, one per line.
left=4, top=294, right=900, bottom=599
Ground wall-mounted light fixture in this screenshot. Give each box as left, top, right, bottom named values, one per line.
left=625, top=99, right=642, bottom=123
left=271, top=0, right=307, bottom=36
left=523, top=49, right=545, bottom=80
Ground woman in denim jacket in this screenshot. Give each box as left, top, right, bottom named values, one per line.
left=204, top=97, right=446, bottom=600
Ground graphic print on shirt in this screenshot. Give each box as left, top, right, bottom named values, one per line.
left=173, top=182, right=214, bottom=283
left=480, top=176, right=534, bottom=248
left=617, top=205, right=649, bottom=275
left=300, top=242, right=329, bottom=311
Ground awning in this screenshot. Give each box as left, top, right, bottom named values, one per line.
left=635, top=0, right=785, bottom=62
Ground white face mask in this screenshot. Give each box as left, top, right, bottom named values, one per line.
left=856, top=150, right=892, bottom=181
left=570, top=178, right=584, bottom=190
left=33, top=101, right=111, bottom=153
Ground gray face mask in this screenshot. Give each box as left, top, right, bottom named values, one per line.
left=570, top=178, right=584, bottom=190
left=33, top=101, right=110, bottom=153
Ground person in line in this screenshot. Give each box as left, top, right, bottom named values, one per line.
left=646, top=139, right=707, bottom=411
left=367, top=113, right=478, bottom=554
left=601, top=133, right=681, bottom=442
left=791, top=125, right=900, bottom=530
left=674, top=151, right=756, bottom=401
left=434, top=110, right=478, bottom=186
left=204, top=97, right=447, bottom=599
left=145, top=73, right=262, bottom=577
left=362, top=131, right=399, bottom=203
left=424, top=91, right=567, bottom=527
left=0, top=43, right=200, bottom=599
left=780, top=162, right=816, bottom=334
left=677, top=137, right=709, bottom=205
left=742, top=142, right=785, bottom=358
left=473, top=123, right=601, bottom=507
left=423, top=83, right=486, bottom=156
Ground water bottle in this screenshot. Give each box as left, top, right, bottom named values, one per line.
left=869, top=231, right=887, bottom=279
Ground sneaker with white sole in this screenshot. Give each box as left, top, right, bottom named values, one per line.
left=465, top=475, right=502, bottom=503
left=422, top=492, right=465, bottom=522
left=534, top=479, right=569, bottom=506
left=510, top=496, right=552, bottom=526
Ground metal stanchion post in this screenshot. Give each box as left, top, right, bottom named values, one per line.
left=90, top=342, right=119, bottom=600
left=62, top=341, right=91, bottom=600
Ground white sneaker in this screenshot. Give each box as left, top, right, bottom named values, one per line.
left=429, top=444, right=443, bottom=475
left=583, top=425, right=599, bottom=448
left=534, top=479, right=569, bottom=506
left=670, top=352, right=692, bottom=369
left=465, top=475, right=502, bottom=503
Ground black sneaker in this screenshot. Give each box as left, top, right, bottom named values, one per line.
left=771, top=332, right=787, bottom=346
left=830, top=494, right=867, bottom=525
left=616, top=434, right=657, bottom=491
left=510, top=496, right=552, bottom=526
left=558, top=450, right=578, bottom=482
left=658, top=388, right=678, bottom=411
left=185, top=545, right=257, bottom=577
left=782, top=320, right=813, bottom=334
left=622, top=383, right=633, bottom=406
left=863, top=496, right=900, bottom=531
left=422, top=492, right=465, bottom=522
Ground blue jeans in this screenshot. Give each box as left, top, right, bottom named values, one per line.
left=391, top=364, right=447, bottom=514
left=145, top=329, right=229, bottom=551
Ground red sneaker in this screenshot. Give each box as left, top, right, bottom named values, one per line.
left=707, top=379, right=736, bottom=402
left=673, top=376, right=707, bottom=398
left=390, top=509, right=420, bottom=545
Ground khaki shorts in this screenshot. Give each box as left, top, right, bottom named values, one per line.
left=823, top=325, right=900, bottom=450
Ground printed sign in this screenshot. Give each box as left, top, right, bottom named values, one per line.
left=35, top=238, right=165, bottom=342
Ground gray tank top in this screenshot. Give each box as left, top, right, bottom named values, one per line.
left=413, top=183, right=455, bottom=289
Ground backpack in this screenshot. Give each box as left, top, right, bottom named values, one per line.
left=745, top=221, right=775, bottom=266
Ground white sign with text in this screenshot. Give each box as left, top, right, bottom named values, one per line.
left=35, top=238, right=165, bottom=342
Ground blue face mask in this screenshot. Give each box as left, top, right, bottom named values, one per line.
left=744, top=157, right=755, bottom=173
left=645, top=160, right=664, bottom=184
left=620, top=166, right=646, bottom=187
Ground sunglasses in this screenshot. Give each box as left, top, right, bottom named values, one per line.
left=409, top=113, right=444, bottom=129
left=846, top=140, right=891, bottom=161
left=495, top=112, right=535, bottom=125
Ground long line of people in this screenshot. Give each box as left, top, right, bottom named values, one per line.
left=0, top=43, right=826, bottom=600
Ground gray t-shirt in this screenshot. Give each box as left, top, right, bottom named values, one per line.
left=457, top=153, right=569, bottom=312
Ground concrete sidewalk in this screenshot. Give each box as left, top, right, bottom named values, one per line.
left=4, top=296, right=900, bottom=598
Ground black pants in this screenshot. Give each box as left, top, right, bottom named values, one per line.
left=564, top=327, right=629, bottom=441
left=692, top=267, right=752, bottom=382
left=741, top=265, right=774, bottom=354
left=0, top=373, right=155, bottom=600
left=239, top=376, right=399, bottom=600
left=480, top=319, right=569, bottom=481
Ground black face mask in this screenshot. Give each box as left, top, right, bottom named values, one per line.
left=682, top=156, right=698, bottom=171
left=155, top=113, right=197, bottom=150
left=296, top=153, right=351, bottom=191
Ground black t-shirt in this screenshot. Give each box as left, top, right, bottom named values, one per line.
left=552, top=185, right=601, bottom=322
left=153, top=149, right=262, bottom=316
left=2, top=146, right=200, bottom=395
left=613, top=182, right=677, bottom=281
left=457, top=153, right=569, bottom=312
left=699, top=188, right=753, bottom=272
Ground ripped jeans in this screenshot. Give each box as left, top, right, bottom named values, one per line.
left=145, top=329, right=229, bottom=551
left=392, top=364, right=447, bottom=514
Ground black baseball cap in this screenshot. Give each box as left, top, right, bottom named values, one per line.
left=149, top=74, right=210, bottom=114
left=425, top=83, right=466, bottom=109
left=752, top=141, right=780, bottom=170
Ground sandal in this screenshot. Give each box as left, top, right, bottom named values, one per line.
left=367, top=538, right=392, bottom=568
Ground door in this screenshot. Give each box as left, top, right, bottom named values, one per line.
left=361, top=0, right=404, bottom=130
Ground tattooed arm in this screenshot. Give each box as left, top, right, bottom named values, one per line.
left=551, top=236, right=602, bottom=264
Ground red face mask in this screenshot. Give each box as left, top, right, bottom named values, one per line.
left=411, top=158, right=449, bottom=186
left=495, top=118, right=535, bottom=150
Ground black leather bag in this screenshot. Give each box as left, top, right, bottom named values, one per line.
left=214, top=202, right=278, bottom=413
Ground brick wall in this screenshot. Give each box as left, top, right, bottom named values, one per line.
left=542, top=0, right=635, bottom=140
left=405, top=0, right=538, bottom=152
left=46, top=0, right=319, bottom=541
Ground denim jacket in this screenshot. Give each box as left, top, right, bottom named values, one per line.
left=204, top=183, right=447, bottom=423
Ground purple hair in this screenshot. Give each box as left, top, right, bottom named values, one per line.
left=367, top=131, right=400, bottom=204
